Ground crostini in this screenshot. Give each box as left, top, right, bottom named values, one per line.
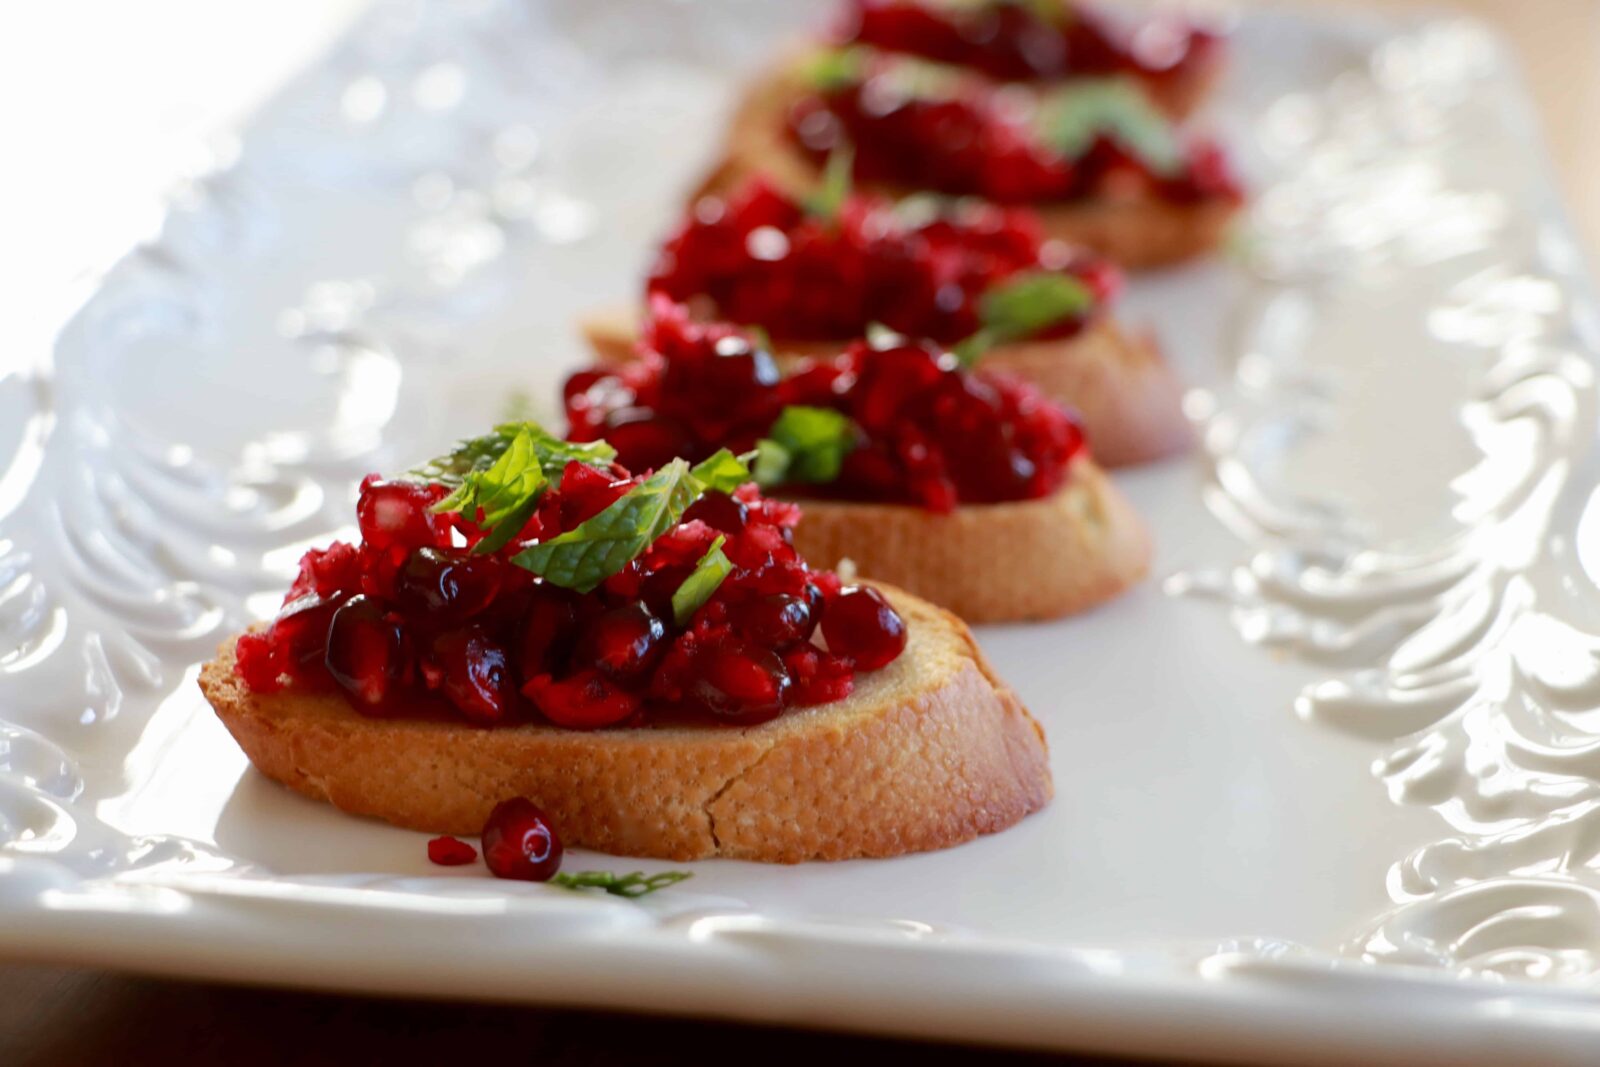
left=566, top=299, right=1152, bottom=622
left=582, top=179, right=1190, bottom=466
left=832, top=0, right=1228, bottom=119
left=696, top=45, right=1242, bottom=268
left=199, top=423, right=1050, bottom=863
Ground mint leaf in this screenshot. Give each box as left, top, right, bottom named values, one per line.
left=412, top=421, right=615, bottom=487
left=550, top=870, right=692, bottom=898
left=432, top=427, right=550, bottom=554
left=956, top=270, right=1094, bottom=366
left=513, top=459, right=701, bottom=593
left=753, top=407, right=856, bottom=487
left=1035, top=79, right=1182, bottom=175
left=671, top=535, right=731, bottom=625
left=803, top=145, right=855, bottom=223
left=801, top=47, right=866, bottom=92
left=688, top=448, right=754, bottom=494
left=752, top=438, right=792, bottom=487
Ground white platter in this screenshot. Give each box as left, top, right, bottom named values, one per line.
left=4, top=2, right=1600, bottom=1063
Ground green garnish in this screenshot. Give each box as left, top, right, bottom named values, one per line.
left=412, top=421, right=615, bottom=487
left=671, top=535, right=732, bottom=625
left=1035, top=79, right=1182, bottom=176
left=803, top=145, right=855, bottom=223
left=550, top=870, right=692, bottom=898
left=513, top=450, right=755, bottom=593
left=952, top=270, right=1094, bottom=366
left=431, top=427, right=549, bottom=555
left=689, top=448, right=756, bottom=494
left=801, top=47, right=867, bottom=92
left=755, top=406, right=856, bottom=487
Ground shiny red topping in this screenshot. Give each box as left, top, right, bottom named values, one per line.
left=481, top=798, right=563, bottom=881
left=427, top=835, right=478, bottom=866
left=823, top=585, right=908, bottom=669
left=235, top=443, right=899, bottom=728
left=838, top=0, right=1224, bottom=87
left=650, top=180, right=1117, bottom=345
left=787, top=54, right=1240, bottom=206
left=566, top=299, right=1084, bottom=512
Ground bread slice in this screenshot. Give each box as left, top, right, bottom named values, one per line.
left=580, top=307, right=1191, bottom=468
left=790, top=456, right=1149, bottom=624
left=199, top=584, right=1051, bottom=864
left=695, top=62, right=1238, bottom=269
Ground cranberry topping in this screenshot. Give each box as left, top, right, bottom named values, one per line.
left=427, top=835, right=478, bottom=866
left=786, top=52, right=1241, bottom=207
left=324, top=596, right=408, bottom=714
left=566, top=300, right=1084, bottom=512
left=837, top=0, right=1225, bottom=88
left=236, top=432, right=905, bottom=728
left=482, top=797, right=563, bottom=881
left=651, top=180, right=1116, bottom=346
left=428, top=628, right=515, bottom=724
left=823, top=585, right=908, bottom=669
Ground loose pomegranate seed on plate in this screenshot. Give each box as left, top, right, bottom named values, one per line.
left=427, top=836, right=478, bottom=866
left=482, top=797, right=563, bottom=881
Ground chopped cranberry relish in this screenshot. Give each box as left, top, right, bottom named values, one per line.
left=836, top=0, right=1224, bottom=88
left=650, top=179, right=1120, bottom=346
left=564, top=298, right=1084, bottom=513
left=787, top=49, right=1240, bottom=206
left=235, top=423, right=903, bottom=726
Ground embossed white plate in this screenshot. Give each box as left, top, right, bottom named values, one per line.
left=5, top=3, right=1600, bottom=1063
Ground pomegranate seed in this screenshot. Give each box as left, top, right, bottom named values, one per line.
left=270, top=592, right=346, bottom=677
left=430, top=628, right=514, bottom=724
left=394, top=547, right=502, bottom=625
left=688, top=640, right=792, bottom=724
left=325, top=595, right=408, bottom=715
left=234, top=630, right=285, bottom=692
left=729, top=594, right=814, bottom=647
left=683, top=491, right=749, bottom=534
left=356, top=477, right=448, bottom=551
left=523, top=668, right=640, bottom=729
left=603, top=411, right=695, bottom=475
left=427, top=836, right=477, bottom=866
left=515, top=582, right=579, bottom=680
left=481, top=797, right=563, bottom=881
left=821, top=585, right=907, bottom=670
left=576, top=602, right=667, bottom=682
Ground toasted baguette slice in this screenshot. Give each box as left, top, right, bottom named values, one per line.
left=790, top=457, right=1148, bottom=624
left=695, top=62, right=1238, bottom=269
left=199, top=585, right=1051, bottom=864
left=580, top=307, right=1190, bottom=468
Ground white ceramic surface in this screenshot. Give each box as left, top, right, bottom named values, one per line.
left=4, top=3, right=1600, bottom=1063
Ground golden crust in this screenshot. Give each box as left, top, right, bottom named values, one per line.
left=789, top=457, right=1150, bottom=624
left=694, top=59, right=1239, bottom=270
left=579, top=307, right=1190, bottom=468
left=198, top=585, right=1051, bottom=864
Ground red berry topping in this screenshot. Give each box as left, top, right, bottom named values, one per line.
left=237, top=431, right=906, bottom=731
left=523, top=668, right=640, bottom=729
left=427, top=835, right=478, bottom=866
left=429, top=628, right=514, bottom=724
left=325, top=595, right=409, bottom=714
left=687, top=640, right=792, bottom=724
left=822, top=585, right=908, bottom=670
left=577, top=602, right=667, bottom=682
left=482, top=797, right=563, bottom=882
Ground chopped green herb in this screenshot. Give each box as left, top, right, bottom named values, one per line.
left=550, top=870, right=693, bottom=898
left=689, top=448, right=755, bottom=495
left=514, top=458, right=701, bottom=593
left=431, top=427, right=550, bottom=555
left=671, top=535, right=732, bottom=625
left=804, top=145, right=855, bottom=223
left=801, top=47, right=866, bottom=92
left=412, top=421, right=615, bottom=487
left=755, top=406, right=857, bottom=487
left=1035, top=79, right=1182, bottom=176
left=952, top=270, right=1094, bottom=365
